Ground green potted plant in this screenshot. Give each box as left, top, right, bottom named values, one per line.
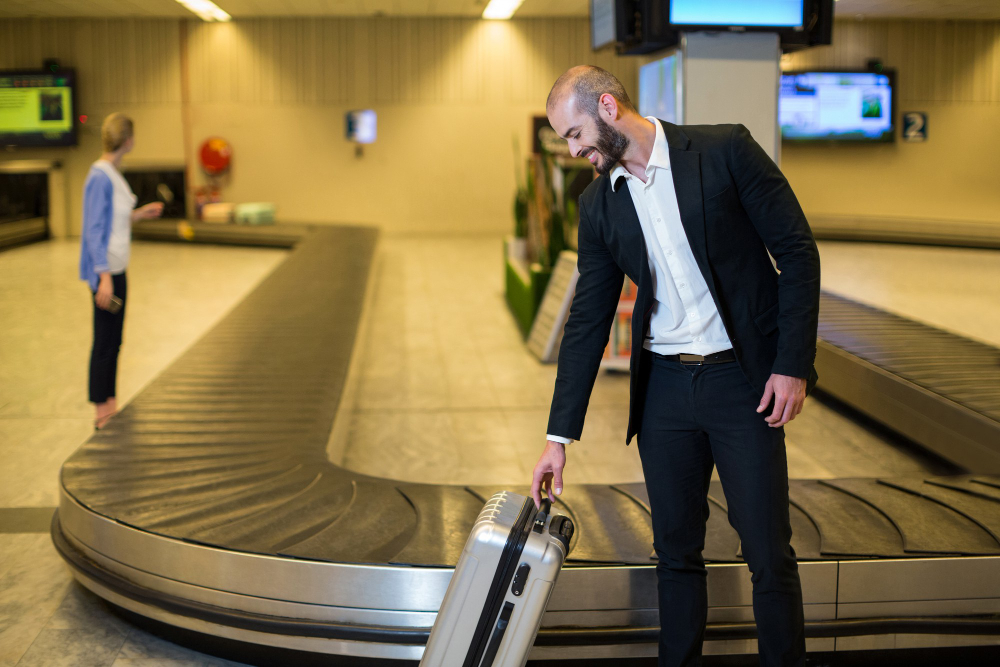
left=509, top=135, right=529, bottom=263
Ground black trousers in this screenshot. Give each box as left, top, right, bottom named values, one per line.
left=89, top=272, right=127, bottom=404
left=636, top=351, right=805, bottom=667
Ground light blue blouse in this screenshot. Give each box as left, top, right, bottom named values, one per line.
left=79, top=166, right=114, bottom=291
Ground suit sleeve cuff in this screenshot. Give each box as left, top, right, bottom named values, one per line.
left=771, top=358, right=813, bottom=380
left=546, top=434, right=573, bottom=445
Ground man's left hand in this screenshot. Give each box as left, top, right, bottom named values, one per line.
left=756, top=373, right=807, bottom=428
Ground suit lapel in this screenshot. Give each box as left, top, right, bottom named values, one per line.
left=664, top=122, right=720, bottom=305
left=605, top=179, right=651, bottom=293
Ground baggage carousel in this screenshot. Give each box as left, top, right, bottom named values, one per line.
left=53, top=224, right=1000, bottom=663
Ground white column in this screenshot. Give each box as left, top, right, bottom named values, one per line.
left=681, top=31, right=782, bottom=163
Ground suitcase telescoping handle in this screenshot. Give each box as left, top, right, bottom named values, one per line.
left=532, top=497, right=574, bottom=552
left=531, top=498, right=552, bottom=533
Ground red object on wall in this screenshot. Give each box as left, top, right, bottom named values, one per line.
left=199, top=137, right=232, bottom=175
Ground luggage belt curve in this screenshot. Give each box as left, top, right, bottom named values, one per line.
left=55, top=225, right=1000, bottom=661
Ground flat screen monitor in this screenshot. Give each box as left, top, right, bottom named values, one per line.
left=590, top=0, right=617, bottom=50
left=669, top=0, right=804, bottom=29
left=0, top=69, right=77, bottom=147
left=638, top=53, right=682, bottom=124
left=345, top=110, right=377, bottom=144
left=780, top=71, right=895, bottom=142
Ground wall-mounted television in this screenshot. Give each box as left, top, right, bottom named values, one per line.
left=669, top=0, right=804, bottom=29
left=600, top=0, right=832, bottom=56
left=345, top=110, right=377, bottom=144
left=591, top=0, right=617, bottom=50
left=638, top=52, right=683, bottom=124
left=604, top=1, right=679, bottom=55
left=0, top=69, right=78, bottom=148
left=780, top=70, right=896, bottom=143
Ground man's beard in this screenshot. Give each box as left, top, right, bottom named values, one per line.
left=591, top=114, right=630, bottom=176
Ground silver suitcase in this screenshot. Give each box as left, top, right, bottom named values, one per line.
left=420, top=491, right=574, bottom=667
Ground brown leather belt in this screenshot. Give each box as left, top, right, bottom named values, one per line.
left=651, top=349, right=737, bottom=366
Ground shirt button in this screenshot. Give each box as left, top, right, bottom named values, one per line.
left=679, top=282, right=686, bottom=289
left=666, top=249, right=673, bottom=255
left=657, top=218, right=662, bottom=222
left=695, top=336, right=702, bottom=342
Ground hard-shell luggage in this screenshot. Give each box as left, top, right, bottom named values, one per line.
left=420, top=491, right=574, bottom=667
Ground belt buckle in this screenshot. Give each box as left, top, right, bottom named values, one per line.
left=679, top=353, right=706, bottom=366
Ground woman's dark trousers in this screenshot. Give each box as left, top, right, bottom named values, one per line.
left=89, top=272, right=127, bottom=404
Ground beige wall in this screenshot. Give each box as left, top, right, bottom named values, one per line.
left=4, top=16, right=997, bottom=234
left=781, top=19, right=1000, bottom=223
left=0, top=17, right=634, bottom=236
left=0, top=19, right=184, bottom=237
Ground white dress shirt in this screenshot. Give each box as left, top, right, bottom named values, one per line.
left=547, top=118, right=731, bottom=445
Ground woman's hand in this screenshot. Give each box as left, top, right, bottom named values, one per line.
left=132, top=202, right=165, bottom=221
left=95, top=274, right=113, bottom=310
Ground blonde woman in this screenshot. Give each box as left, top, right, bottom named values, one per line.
left=79, top=113, right=163, bottom=429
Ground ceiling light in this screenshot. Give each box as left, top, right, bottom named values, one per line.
left=176, top=0, right=231, bottom=22
left=482, top=0, right=525, bottom=20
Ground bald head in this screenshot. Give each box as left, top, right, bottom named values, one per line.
left=546, top=65, right=635, bottom=120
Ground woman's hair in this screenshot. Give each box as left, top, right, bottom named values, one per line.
left=101, top=113, right=134, bottom=153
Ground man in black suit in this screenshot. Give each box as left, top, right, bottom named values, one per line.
left=530, top=66, right=820, bottom=666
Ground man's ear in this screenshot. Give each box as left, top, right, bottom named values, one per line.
left=598, top=93, right=620, bottom=120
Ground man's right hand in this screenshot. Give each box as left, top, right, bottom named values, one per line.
left=95, top=273, right=113, bottom=310
left=530, top=440, right=566, bottom=508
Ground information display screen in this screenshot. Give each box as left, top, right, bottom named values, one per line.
left=591, top=0, right=617, bottom=50
left=669, top=0, right=804, bottom=28
left=780, top=71, right=895, bottom=142
left=0, top=70, right=77, bottom=147
left=638, top=53, right=682, bottom=124
left=345, top=109, right=377, bottom=144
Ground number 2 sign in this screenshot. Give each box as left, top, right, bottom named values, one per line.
left=902, top=112, right=928, bottom=142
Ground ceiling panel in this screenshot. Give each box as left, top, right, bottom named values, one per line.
left=0, top=0, right=189, bottom=18
left=2, top=0, right=999, bottom=20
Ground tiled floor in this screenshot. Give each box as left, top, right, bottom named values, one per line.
left=0, top=239, right=284, bottom=666
left=0, top=234, right=994, bottom=665
left=339, top=237, right=970, bottom=485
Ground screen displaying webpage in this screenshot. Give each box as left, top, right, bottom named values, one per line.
left=0, top=72, right=75, bottom=146
left=780, top=72, right=893, bottom=141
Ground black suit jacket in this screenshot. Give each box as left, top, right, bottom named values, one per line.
left=547, top=120, right=820, bottom=444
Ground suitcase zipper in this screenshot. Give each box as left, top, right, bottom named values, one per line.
left=462, top=497, right=536, bottom=667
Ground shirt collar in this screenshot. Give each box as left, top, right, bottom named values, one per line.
left=611, top=117, right=671, bottom=192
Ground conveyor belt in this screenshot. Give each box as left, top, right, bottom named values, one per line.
left=809, top=214, right=1000, bottom=249
left=53, top=226, right=1000, bottom=661
left=816, top=292, right=1000, bottom=471
left=131, top=219, right=310, bottom=247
